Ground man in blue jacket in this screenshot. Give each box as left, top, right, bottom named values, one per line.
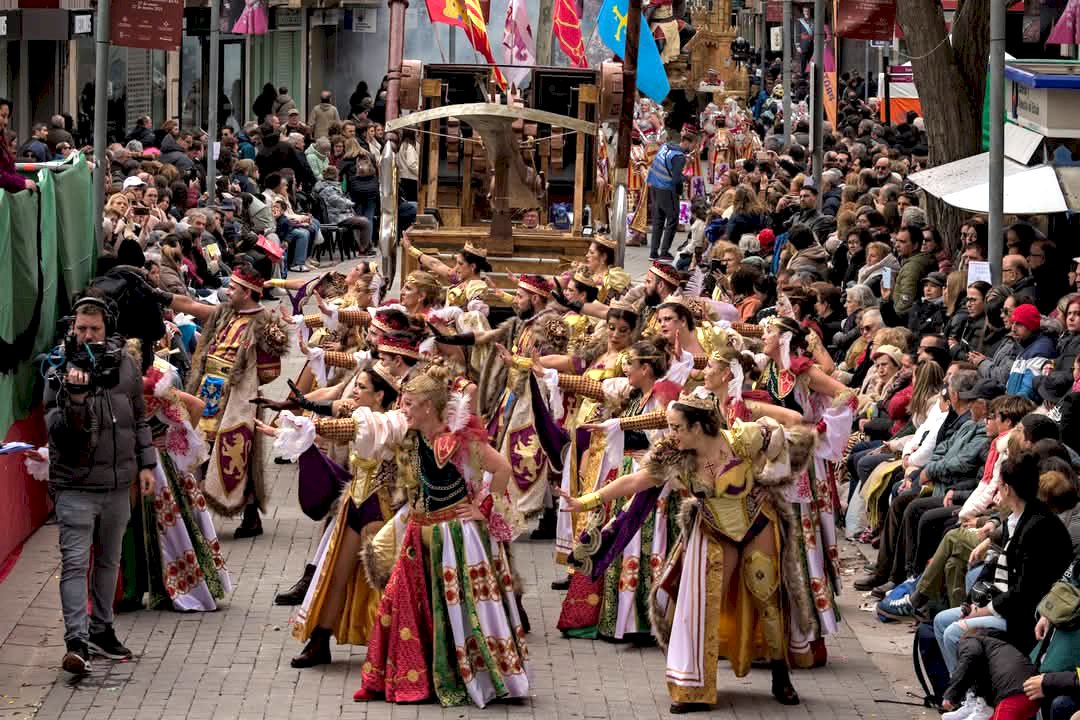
left=646, top=125, right=698, bottom=260
left=1006, top=303, right=1057, bottom=400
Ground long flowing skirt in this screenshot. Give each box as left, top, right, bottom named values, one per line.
left=291, top=497, right=382, bottom=646
left=118, top=449, right=231, bottom=611
left=358, top=517, right=530, bottom=707
left=558, top=476, right=681, bottom=640
left=658, top=508, right=785, bottom=704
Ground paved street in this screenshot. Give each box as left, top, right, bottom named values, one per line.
left=0, top=247, right=934, bottom=720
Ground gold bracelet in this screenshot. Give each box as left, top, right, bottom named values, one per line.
left=408, top=245, right=424, bottom=260
left=265, top=278, right=287, bottom=288
left=579, top=491, right=603, bottom=511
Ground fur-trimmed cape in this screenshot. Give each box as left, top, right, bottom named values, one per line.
left=644, top=426, right=818, bottom=652
left=186, top=305, right=289, bottom=517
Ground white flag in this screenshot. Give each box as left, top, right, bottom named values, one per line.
left=501, top=0, right=535, bottom=89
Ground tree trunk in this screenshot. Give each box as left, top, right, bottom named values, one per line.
left=896, top=0, right=990, bottom=251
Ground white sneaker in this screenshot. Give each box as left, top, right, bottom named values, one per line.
left=966, top=699, right=993, bottom=720
left=941, top=695, right=978, bottom=720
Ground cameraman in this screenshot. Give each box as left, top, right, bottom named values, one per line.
left=44, top=295, right=156, bottom=675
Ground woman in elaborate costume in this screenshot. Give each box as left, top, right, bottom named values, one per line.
left=117, top=359, right=231, bottom=612
left=254, top=362, right=405, bottom=668
left=582, top=236, right=632, bottom=303
left=561, top=390, right=814, bottom=712
left=549, top=335, right=682, bottom=639
left=348, top=364, right=530, bottom=708
left=753, top=316, right=853, bottom=668
left=530, top=303, right=639, bottom=579
left=402, top=238, right=495, bottom=310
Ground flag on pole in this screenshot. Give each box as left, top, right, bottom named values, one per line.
left=553, top=0, right=589, bottom=68
left=502, top=0, right=535, bottom=88
left=426, top=0, right=508, bottom=87
left=595, top=0, right=669, bottom=103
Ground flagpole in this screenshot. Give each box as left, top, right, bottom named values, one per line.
left=610, top=0, right=641, bottom=266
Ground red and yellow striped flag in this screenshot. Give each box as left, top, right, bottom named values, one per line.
left=426, top=0, right=507, bottom=88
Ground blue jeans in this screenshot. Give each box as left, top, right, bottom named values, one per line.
left=55, top=487, right=132, bottom=644
left=1050, top=694, right=1080, bottom=720
left=288, top=228, right=310, bottom=268
left=933, top=605, right=1007, bottom=674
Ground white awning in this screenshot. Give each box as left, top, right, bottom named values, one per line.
left=908, top=152, right=1029, bottom=200
left=940, top=165, right=1068, bottom=215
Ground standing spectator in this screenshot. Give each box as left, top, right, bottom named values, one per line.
left=255, top=123, right=315, bottom=191
left=273, top=86, right=296, bottom=123
left=44, top=296, right=156, bottom=674
left=252, top=83, right=277, bottom=125
left=308, top=90, right=340, bottom=140
left=17, top=123, right=50, bottom=162
left=125, top=115, right=155, bottom=147
left=284, top=109, right=311, bottom=146
left=340, top=137, right=379, bottom=236
left=46, top=114, right=75, bottom=155
left=349, top=81, right=370, bottom=117
left=237, top=122, right=259, bottom=160
left=0, top=97, right=36, bottom=193
left=396, top=129, right=420, bottom=202
left=646, top=126, right=697, bottom=260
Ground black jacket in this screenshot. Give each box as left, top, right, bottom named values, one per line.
left=881, top=296, right=947, bottom=336
left=1056, top=331, right=1080, bottom=375
left=991, top=503, right=1072, bottom=652
left=125, top=125, right=156, bottom=148
left=256, top=135, right=316, bottom=191
left=945, top=630, right=1035, bottom=708
left=44, top=350, right=155, bottom=492
left=821, top=187, right=842, bottom=217
left=159, top=135, right=194, bottom=173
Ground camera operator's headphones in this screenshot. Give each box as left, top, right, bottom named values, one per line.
left=71, top=296, right=118, bottom=336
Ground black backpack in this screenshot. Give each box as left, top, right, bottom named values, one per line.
left=912, top=621, right=950, bottom=708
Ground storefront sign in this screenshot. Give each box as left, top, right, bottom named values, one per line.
left=270, top=7, right=302, bottom=30
left=1008, top=75, right=1080, bottom=139
left=111, top=0, right=183, bottom=51
left=349, top=7, right=376, bottom=32
left=834, top=0, right=895, bottom=41
left=765, top=0, right=781, bottom=23
left=310, top=8, right=342, bottom=26
left=70, top=11, right=93, bottom=37
left=0, top=11, right=21, bottom=39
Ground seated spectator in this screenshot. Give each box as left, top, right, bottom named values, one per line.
left=1006, top=303, right=1058, bottom=400
left=313, top=166, right=373, bottom=256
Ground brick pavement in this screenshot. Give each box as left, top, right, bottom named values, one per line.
left=0, top=248, right=933, bottom=720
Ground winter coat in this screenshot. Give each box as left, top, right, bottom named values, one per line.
left=821, top=187, right=842, bottom=217
left=881, top=296, right=946, bottom=336
left=46, top=126, right=74, bottom=155
left=125, top=125, right=156, bottom=148
left=993, top=503, right=1073, bottom=652
left=1006, top=331, right=1058, bottom=400
left=272, top=93, right=297, bottom=122
left=158, top=261, right=187, bottom=296
left=305, top=144, right=330, bottom=183
left=892, top=251, right=937, bottom=315
left=785, top=242, right=829, bottom=279
left=255, top=135, right=315, bottom=190
left=922, top=414, right=989, bottom=492
left=945, top=631, right=1035, bottom=708
left=949, top=310, right=1006, bottom=362
left=308, top=102, right=341, bottom=140
left=977, top=335, right=1020, bottom=386
left=158, top=135, right=194, bottom=173
left=856, top=253, right=900, bottom=293
left=1056, top=331, right=1080, bottom=376
left=44, top=350, right=155, bottom=492
left=724, top=212, right=764, bottom=246
left=237, top=132, right=257, bottom=161
left=314, top=180, right=357, bottom=225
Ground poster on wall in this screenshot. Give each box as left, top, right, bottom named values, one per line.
left=220, top=0, right=269, bottom=35
left=111, top=0, right=183, bottom=50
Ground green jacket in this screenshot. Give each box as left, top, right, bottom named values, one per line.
left=924, top=415, right=989, bottom=492
left=893, top=251, right=937, bottom=315
left=305, top=145, right=330, bottom=184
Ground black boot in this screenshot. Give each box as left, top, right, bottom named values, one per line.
left=551, top=574, right=571, bottom=591
left=770, top=661, right=800, bottom=705
left=233, top=503, right=263, bottom=539
left=275, top=564, right=316, bottom=606
left=530, top=507, right=557, bottom=540
left=291, top=627, right=332, bottom=668
left=515, top=593, right=531, bottom=634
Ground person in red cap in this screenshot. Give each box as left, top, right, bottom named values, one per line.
left=1005, top=303, right=1058, bottom=400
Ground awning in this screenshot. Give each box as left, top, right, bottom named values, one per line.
left=908, top=152, right=1029, bottom=200
left=939, top=165, right=1068, bottom=215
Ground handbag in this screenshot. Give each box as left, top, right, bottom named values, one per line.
left=1038, top=581, right=1080, bottom=630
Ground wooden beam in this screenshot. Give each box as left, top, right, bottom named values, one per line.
left=573, top=85, right=597, bottom=235
left=422, top=79, right=442, bottom=212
